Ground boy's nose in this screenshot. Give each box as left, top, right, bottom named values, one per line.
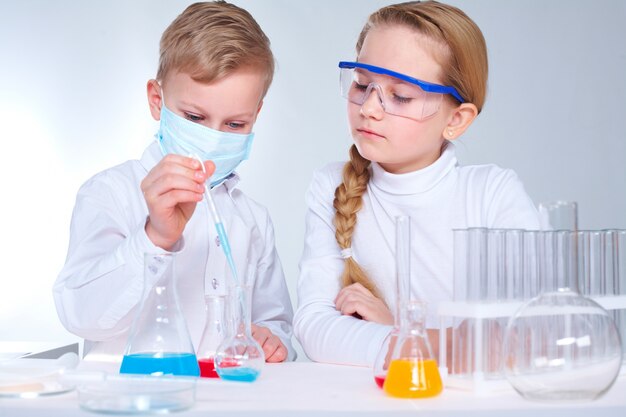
left=360, top=84, right=385, bottom=119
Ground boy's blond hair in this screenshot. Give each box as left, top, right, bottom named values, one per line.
left=157, top=1, right=274, bottom=97
left=334, top=1, right=489, bottom=300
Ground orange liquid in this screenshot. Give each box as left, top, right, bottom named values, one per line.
left=383, top=359, right=443, bottom=398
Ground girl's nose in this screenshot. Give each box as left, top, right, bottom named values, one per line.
left=360, top=84, right=385, bottom=120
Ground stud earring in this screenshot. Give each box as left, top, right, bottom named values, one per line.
left=447, top=129, right=454, bottom=138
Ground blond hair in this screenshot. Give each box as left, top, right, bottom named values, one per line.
left=157, top=1, right=274, bottom=97
left=334, top=1, right=488, bottom=299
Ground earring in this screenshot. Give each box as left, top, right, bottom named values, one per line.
left=447, top=129, right=454, bottom=138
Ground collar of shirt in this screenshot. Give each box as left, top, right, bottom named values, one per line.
left=139, top=140, right=241, bottom=195
left=369, top=142, right=458, bottom=196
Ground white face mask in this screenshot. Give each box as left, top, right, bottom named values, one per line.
left=156, top=103, right=254, bottom=188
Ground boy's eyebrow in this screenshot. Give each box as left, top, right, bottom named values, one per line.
left=178, top=100, right=255, bottom=119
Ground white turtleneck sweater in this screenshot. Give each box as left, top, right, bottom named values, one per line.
left=293, top=143, right=541, bottom=366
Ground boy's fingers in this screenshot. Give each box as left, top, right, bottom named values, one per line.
left=266, top=344, right=287, bottom=363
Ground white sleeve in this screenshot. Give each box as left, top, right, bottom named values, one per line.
left=249, top=210, right=296, bottom=361
left=52, top=174, right=173, bottom=341
left=484, top=168, right=542, bottom=229
left=293, top=168, right=392, bottom=367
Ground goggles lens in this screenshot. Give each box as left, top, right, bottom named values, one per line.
left=339, top=65, right=446, bottom=121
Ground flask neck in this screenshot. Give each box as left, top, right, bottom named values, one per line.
left=232, top=285, right=252, bottom=337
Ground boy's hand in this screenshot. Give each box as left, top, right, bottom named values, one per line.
left=335, top=283, right=393, bottom=325
left=141, top=155, right=215, bottom=251
left=251, top=324, right=288, bottom=363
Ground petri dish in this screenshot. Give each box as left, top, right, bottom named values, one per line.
left=75, top=373, right=196, bottom=414
left=0, top=353, right=78, bottom=398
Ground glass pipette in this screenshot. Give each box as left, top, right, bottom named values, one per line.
left=191, top=154, right=239, bottom=286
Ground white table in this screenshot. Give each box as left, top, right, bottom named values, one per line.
left=1, top=361, right=625, bottom=416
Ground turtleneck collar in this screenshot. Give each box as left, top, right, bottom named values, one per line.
left=369, top=142, right=458, bottom=195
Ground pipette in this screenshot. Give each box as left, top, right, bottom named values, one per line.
left=191, top=154, right=239, bottom=286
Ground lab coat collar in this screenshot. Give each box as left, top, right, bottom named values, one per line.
left=140, top=140, right=241, bottom=195
left=369, top=141, right=458, bottom=195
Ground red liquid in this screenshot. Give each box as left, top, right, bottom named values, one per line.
left=374, top=375, right=386, bottom=389
left=198, top=358, right=218, bottom=378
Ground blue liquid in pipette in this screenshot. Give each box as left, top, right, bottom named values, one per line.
left=217, top=367, right=260, bottom=382
left=120, top=352, right=200, bottom=376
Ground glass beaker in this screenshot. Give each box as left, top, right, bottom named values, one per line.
left=197, top=295, right=228, bottom=378
left=383, top=301, right=443, bottom=398
left=214, top=271, right=264, bottom=382
left=539, top=201, right=578, bottom=231
left=373, top=215, right=410, bottom=388
left=120, top=253, right=200, bottom=377
left=503, top=230, right=622, bottom=401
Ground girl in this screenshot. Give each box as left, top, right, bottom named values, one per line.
left=294, top=1, right=540, bottom=366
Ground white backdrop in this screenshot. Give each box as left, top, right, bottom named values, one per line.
left=1, top=1, right=624, bottom=360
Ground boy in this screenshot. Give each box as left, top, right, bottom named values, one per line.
left=53, top=1, right=294, bottom=362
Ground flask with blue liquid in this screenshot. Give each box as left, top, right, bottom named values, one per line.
left=120, top=253, right=200, bottom=377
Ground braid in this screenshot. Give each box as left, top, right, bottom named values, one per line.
left=333, top=145, right=382, bottom=299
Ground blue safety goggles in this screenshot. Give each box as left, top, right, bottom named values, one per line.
left=339, top=61, right=465, bottom=103
left=339, top=61, right=465, bottom=121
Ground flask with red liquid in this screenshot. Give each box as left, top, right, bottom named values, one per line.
left=372, top=215, right=410, bottom=388
left=197, top=295, right=228, bottom=378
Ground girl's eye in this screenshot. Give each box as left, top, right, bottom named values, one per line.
left=226, top=121, right=245, bottom=129
left=392, top=93, right=413, bottom=104
left=184, top=112, right=204, bottom=122
left=353, top=82, right=368, bottom=91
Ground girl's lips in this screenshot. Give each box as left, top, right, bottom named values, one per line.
left=357, top=128, right=385, bottom=139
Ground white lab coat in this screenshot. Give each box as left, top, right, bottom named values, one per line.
left=53, top=141, right=295, bottom=360
left=294, top=143, right=541, bottom=366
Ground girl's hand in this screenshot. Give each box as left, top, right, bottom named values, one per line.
left=141, top=155, right=215, bottom=250
left=252, top=324, right=288, bottom=363
left=334, top=283, right=393, bottom=325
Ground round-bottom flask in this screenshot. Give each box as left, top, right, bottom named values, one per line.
left=214, top=284, right=264, bottom=382
left=504, top=289, right=622, bottom=401
left=383, top=301, right=443, bottom=398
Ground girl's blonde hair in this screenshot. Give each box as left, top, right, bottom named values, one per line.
left=157, top=1, right=274, bottom=97
left=333, top=1, right=488, bottom=299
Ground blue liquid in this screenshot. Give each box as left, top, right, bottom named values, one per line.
left=120, top=352, right=200, bottom=377
left=217, top=367, right=260, bottom=382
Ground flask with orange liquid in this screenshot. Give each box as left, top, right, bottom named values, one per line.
left=383, top=300, right=443, bottom=398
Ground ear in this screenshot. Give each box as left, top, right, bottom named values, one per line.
left=443, top=102, right=478, bottom=140
left=146, top=79, right=163, bottom=121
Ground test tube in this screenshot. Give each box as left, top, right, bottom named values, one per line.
left=538, top=231, right=557, bottom=293
left=555, top=230, right=576, bottom=292
left=487, top=229, right=506, bottom=301
left=576, top=231, right=591, bottom=296
left=523, top=230, right=540, bottom=300
left=615, top=230, right=626, bottom=361
left=603, top=230, right=617, bottom=297
left=505, top=230, right=524, bottom=300
left=588, top=231, right=604, bottom=296
left=467, top=228, right=488, bottom=302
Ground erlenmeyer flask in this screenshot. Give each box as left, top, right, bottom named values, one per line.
left=383, top=301, right=443, bottom=398
left=120, top=253, right=200, bottom=376
left=197, top=295, right=228, bottom=378
left=214, top=271, right=264, bottom=382
left=503, top=230, right=622, bottom=401
left=373, top=215, right=410, bottom=388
